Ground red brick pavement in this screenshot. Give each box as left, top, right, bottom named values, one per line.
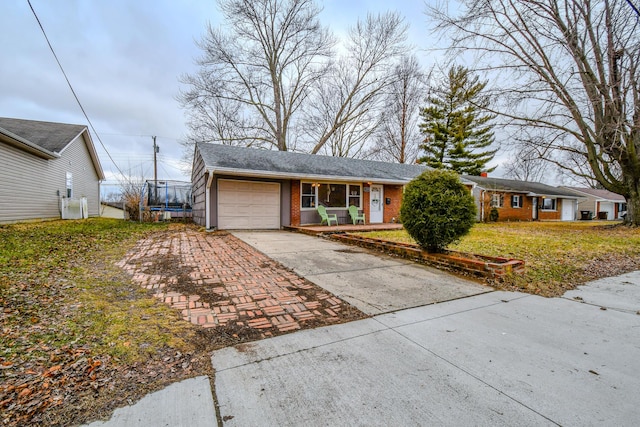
left=117, top=229, right=353, bottom=337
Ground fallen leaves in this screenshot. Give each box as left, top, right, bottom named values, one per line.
left=0, top=345, right=109, bottom=426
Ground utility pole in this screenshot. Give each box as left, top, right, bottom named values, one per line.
left=153, top=136, right=158, bottom=204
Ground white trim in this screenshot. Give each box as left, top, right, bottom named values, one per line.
left=205, top=172, right=214, bottom=230
left=206, top=167, right=410, bottom=185
left=300, top=181, right=363, bottom=210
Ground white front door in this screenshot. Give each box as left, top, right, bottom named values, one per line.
left=369, top=185, right=383, bottom=223
left=532, top=197, right=538, bottom=220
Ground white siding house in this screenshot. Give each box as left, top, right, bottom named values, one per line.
left=0, top=117, right=105, bottom=223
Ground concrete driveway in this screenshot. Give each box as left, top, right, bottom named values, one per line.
left=212, top=271, right=640, bottom=426
left=232, top=231, right=491, bottom=315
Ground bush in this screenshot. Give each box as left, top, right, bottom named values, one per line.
left=400, top=169, right=477, bottom=252
left=489, top=207, right=499, bottom=222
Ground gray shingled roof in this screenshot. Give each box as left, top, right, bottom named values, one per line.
left=462, top=175, right=580, bottom=198
left=196, top=143, right=430, bottom=183
left=0, top=117, right=86, bottom=154
left=563, top=187, right=626, bottom=201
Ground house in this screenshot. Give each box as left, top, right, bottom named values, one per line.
left=462, top=175, right=582, bottom=221
left=0, top=117, right=105, bottom=223
left=562, top=187, right=627, bottom=220
left=100, top=201, right=125, bottom=219
left=191, top=143, right=429, bottom=230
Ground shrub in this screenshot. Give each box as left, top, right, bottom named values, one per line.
left=489, top=207, right=499, bottom=222
left=400, top=169, right=477, bottom=252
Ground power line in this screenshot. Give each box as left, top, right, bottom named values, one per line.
left=26, top=0, right=128, bottom=182
left=627, top=0, right=640, bottom=18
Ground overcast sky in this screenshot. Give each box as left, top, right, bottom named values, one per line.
left=1, top=0, right=443, bottom=191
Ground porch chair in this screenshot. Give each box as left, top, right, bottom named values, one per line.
left=348, top=205, right=366, bottom=225
left=317, top=205, right=338, bottom=226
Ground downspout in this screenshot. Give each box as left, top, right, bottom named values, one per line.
left=205, top=171, right=214, bottom=230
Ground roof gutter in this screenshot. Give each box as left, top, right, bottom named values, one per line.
left=206, top=166, right=411, bottom=185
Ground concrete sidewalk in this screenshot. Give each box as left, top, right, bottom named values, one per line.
left=213, top=273, right=640, bottom=426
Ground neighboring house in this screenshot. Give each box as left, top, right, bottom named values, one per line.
left=462, top=175, right=582, bottom=222
left=100, top=201, right=125, bottom=219
left=562, top=187, right=627, bottom=220
left=0, top=117, right=105, bottom=223
left=191, top=143, right=429, bottom=230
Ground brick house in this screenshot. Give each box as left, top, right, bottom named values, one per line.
left=191, top=143, right=429, bottom=230
left=463, top=175, right=582, bottom=222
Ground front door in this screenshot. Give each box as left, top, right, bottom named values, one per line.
left=532, top=197, right=538, bottom=220
left=369, top=185, right=383, bottom=223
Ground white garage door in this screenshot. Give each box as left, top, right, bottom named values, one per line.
left=218, top=179, right=280, bottom=229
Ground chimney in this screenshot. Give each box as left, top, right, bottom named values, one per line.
left=480, top=171, right=488, bottom=177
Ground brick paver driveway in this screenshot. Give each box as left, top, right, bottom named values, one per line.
left=117, top=227, right=363, bottom=337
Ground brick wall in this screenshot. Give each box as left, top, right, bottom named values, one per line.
left=383, top=185, right=403, bottom=223
left=363, top=184, right=370, bottom=221
left=538, top=199, right=561, bottom=220
left=480, top=191, right=533, bottom=221
left=290, top=180, right=300, bottom=226
left=480, top=192, right=569, bottom=222
left=495, top=192, right=533, bottom=221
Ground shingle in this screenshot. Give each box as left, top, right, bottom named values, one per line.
left=563, top=187, right=625, bottom=201
left=0, top=117, right=86, bottom=153
left=462, top=175, right=580, bottom=197
left=196, top=143, right=429, bottom=182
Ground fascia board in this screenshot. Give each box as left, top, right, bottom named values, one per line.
left=207, top=166, right=410, bottom=185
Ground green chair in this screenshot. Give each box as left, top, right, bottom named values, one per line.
left=348, top=205, right=366, bottom=225
left=317, top=205, right=338, bottom=226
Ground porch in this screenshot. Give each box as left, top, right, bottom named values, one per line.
left=284, top=223, right=403, bottom=235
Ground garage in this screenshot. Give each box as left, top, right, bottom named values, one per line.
left=217, top=179, right=280, bottom=229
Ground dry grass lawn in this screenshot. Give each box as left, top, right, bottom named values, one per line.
left=356, top=221, right=640, bottom=296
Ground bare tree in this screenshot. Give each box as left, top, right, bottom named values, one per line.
left=179, top=0, right=334, bottom=152
left=304, top=12, right=408, bottom=154
left=430, top=0, right=640, bottom=225
left=503, top=142, right=551, bottom=183
left=370, top=55, right=426, bottom=164
left=117, top=167, right=147, bottom=221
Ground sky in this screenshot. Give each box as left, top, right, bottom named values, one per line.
left=1, top=0, right=465, bottom=195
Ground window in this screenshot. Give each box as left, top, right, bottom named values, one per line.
left=490, top=193, right=504, bottom=208
left=318, top=183, right=346, bottom=207
left=301, top=183, right=361, bottom=209
left=348, top=186, right=361, bottom=207
left=541, top=198, right=556, bottom=210
left=65, top=172, right=73, bottom=198
left=511, top=195, right=522, bottom=208
left=301, top=183, right=315, bottom=208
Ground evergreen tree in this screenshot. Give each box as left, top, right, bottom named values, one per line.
left=419, top=65, right=497, bottom=175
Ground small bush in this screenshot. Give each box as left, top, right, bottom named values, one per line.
left=400, top=169, right=477, bottom=252
left=489, top=207, right=499, bottom=222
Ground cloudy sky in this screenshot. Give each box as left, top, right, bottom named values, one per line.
left=1, top=0, right=441, bottom=192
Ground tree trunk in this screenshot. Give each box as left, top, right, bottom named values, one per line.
left=625, top=184, right=640, bottom=226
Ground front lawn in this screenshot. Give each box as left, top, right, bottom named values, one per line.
left=0, top=219, right=210, bottom=426
left=355, top=221, right=640, bottom=296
